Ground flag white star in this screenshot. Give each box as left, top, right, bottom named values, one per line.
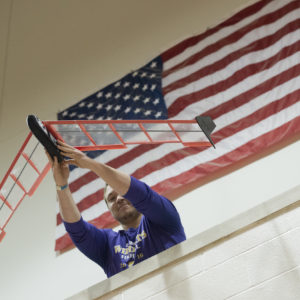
left=133, top=83, right=140, bottom=89
left=123, top=82, right=130, bottom=88
left=87, top=103, right=94, bottom=108
left=133, top=95, right=141, bottom=101
left=153, top=98, right=160, bottom=105
left=62, top=111, right=68, bottom=116
left=79, top=102, right=85, bottom=107
left=106, top=104, right=113, bottom=111
left=115, top=105, right=121, bottom=111
left=150, top=73, right=156, bottom=78
left=87, top=115, right=94, bottom=120
left=125, top=107, right=131, bottom=113
left=97, top=91, right=103, bottom=98
left=141, top=72, right=147, bottom=78
left=97, top=103, right=103, bottom=109
left=144, top=110, right=152, bottom=116
left=114, top=81, right=121, bottom=87
left=115, top=93, right=121, bottom=99
left=123, top=94, right=130, bottom=100
left=155, top=111, right=162, bottom=118
left=150, top=61, right=157, bottom=68
left=132, top=71, right=139, bottom=77
left=142, top=84, right=148, bottom=91
left=134, top=108, right=141, bottom=114
left=78, top=114, right=85, bottom=118
left=70, top=112, right=77, bottom=117
left=143, top=97, right=150, bottom=104
left=151, top=84, right=156, bottom=91
left=105, top=92, right=112, bottom=99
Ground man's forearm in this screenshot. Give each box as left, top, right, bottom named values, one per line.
left=86, top=159, right=131, bottom=196
left=57, top=188, right=81, bottom=223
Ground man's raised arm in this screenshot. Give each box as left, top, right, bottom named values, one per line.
left=57, top=140, right=131, bottom=196
left=46, top=152, right=80, bottom=223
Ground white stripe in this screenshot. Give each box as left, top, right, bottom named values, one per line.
left=164, top=8, right=300, bottom=88
left=167, top=51, right=300, bottom=119
left=215, top=78, right=300, bottom=129
left=164, top=0, right=291, bottom=71
left=163, top=23, right=300, bottom=107
left=142, top=101, right=300, bottom=186
left=69, top=146, right=134, bottom=182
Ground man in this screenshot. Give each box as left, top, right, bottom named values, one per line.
left=47, top=140, right=186, bottom=277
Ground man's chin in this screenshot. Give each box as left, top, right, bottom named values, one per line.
left=115, top=209, right=140, bottom=224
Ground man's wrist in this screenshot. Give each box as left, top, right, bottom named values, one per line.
left=84, top=157, right=97, bottom=170
left=56, top=183, right=69, bottom=191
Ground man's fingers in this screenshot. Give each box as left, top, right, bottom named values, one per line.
left=57, top=144, right=74, bottom=154
left=57, top=140, right=74, bottom=150
left=60, top=151, right=75, bottom=158
left=65, top=159, right=77, bottom=166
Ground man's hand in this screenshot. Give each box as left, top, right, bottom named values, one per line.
left=57, top=140, right=92, bottom=169
left=46, top=151, right=69, bottom=186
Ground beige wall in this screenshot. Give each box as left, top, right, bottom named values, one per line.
left=1, top=1, right=300, bottom=300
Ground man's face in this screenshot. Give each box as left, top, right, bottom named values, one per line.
left=105, top=186, right=140, bottom=225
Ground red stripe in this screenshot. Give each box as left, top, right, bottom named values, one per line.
left=152, top=116, right=300, bottom=195
left=56, top=116, right=300, bottom=251
left=203, top=66, right=300, bottom=120
left=161, top=0, right=273, bottom=62
left=168, top=60, right=300, bottom=119
left=130, top=90, right=300, bottom=181
left=57, top=189, right=104, bottom=226
left=163, top=19, right=300, bottom=95
left=69, top=144, right=161, bottom=193
left=163, top=1, right=300, bottom=77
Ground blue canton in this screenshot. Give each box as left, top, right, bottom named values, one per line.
left=57, top=56, right=167, bottom=164
left=58, top=56, right=167, bottom=121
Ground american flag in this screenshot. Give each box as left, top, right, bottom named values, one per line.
left=55, top=0, right=300, bottom=252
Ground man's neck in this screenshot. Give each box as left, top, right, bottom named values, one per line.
left=121, top=214, right=142, bottom=231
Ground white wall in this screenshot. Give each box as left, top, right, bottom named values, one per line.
left=0, top=0, right=299, bottom=299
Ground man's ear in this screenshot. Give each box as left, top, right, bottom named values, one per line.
left=103, top=183, right=109, bottom=206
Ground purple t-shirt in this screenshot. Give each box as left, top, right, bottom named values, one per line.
left=64, top=176, right=186, bottom=277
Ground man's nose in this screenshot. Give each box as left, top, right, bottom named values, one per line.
left=116, top=196, right=125, bottom=204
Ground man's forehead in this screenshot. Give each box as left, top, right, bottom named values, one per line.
left=105, top=185, right=117, bottom=198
